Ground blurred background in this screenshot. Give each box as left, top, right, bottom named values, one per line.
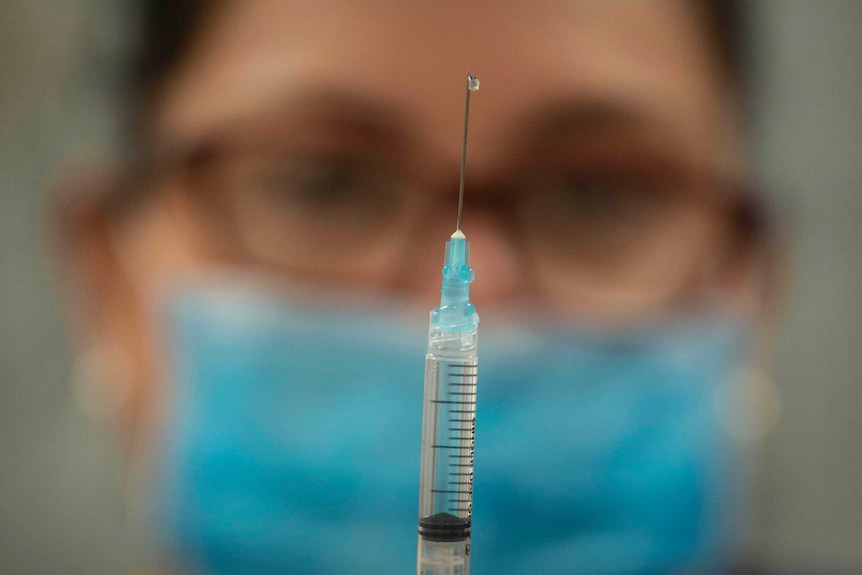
left=0, top=1, right=860, bottom=573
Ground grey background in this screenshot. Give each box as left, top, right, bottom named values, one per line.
left=1, top=1, right=860, bottom=573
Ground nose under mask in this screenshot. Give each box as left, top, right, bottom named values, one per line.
left=155, top=280, right=745, bottom=575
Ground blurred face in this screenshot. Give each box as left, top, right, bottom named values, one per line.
left=64, top=0, right=758, bottom=460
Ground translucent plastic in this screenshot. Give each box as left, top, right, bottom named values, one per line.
left=417, top=327, right=478, bottom=575
left=418, top=228, right=479, bottom=575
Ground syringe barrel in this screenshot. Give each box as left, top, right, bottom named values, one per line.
left=417, top=326, right=478, bottom=575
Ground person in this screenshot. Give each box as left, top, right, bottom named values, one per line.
left=52, top=0, right=776, bottom=573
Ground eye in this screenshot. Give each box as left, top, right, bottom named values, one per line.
left=522, top=167, right=685, bottom=262
left=551, top=176, right=641, bottom=219
left=256, top=157, right=385, bottom=212
left=254, top=155, right=398, bottom=218
left=540, top=172, right=660, bottom=231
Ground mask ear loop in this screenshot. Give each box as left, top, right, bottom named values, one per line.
left=713, top=359, right=781, bottom=567
left=72, top=342, right=135, bottom=426
left=70, top=341, right=144, bottom=519
left=708, top=179, right=783, bottom=456
left=714, top=188, right=784, bottom=562
left=720, top=179, right=786, bottom=444
left=72, top=338, right=169, bottom=553
left=700, top=180, right=785, bottom=566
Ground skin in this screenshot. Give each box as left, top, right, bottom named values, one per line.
left=55, top=0, right=760, bottom=519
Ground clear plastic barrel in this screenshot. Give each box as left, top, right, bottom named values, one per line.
left=417, top=327, right=478, bottom=575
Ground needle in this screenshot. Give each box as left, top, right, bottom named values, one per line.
left=457, top=71, right=480, bottom=232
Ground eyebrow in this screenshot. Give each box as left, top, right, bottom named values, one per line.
left=158, top=87, right=682, bottom=179
left=188, top=87, right=414, bottom=157
left=519, top=98, right=660, bottom=144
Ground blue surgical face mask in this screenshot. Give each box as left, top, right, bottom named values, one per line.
left=154, top=280, right=745, bottom=575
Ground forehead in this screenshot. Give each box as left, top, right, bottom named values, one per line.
left=157, top=0, right=730, bottom=166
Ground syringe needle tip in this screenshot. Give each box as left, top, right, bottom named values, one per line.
left=458, top=71, right=479, bottom=232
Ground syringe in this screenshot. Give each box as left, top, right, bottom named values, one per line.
left=417, top=72, right=480, bottom=575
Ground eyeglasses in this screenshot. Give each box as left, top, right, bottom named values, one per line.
left=129, top=124, right=767, bottom=316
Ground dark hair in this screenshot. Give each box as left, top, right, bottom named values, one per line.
left=128, top=0, right=213, bottom=141
left=704, top=0, right=747, bottom=87
left=129, top=0, right=745, bottom=139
